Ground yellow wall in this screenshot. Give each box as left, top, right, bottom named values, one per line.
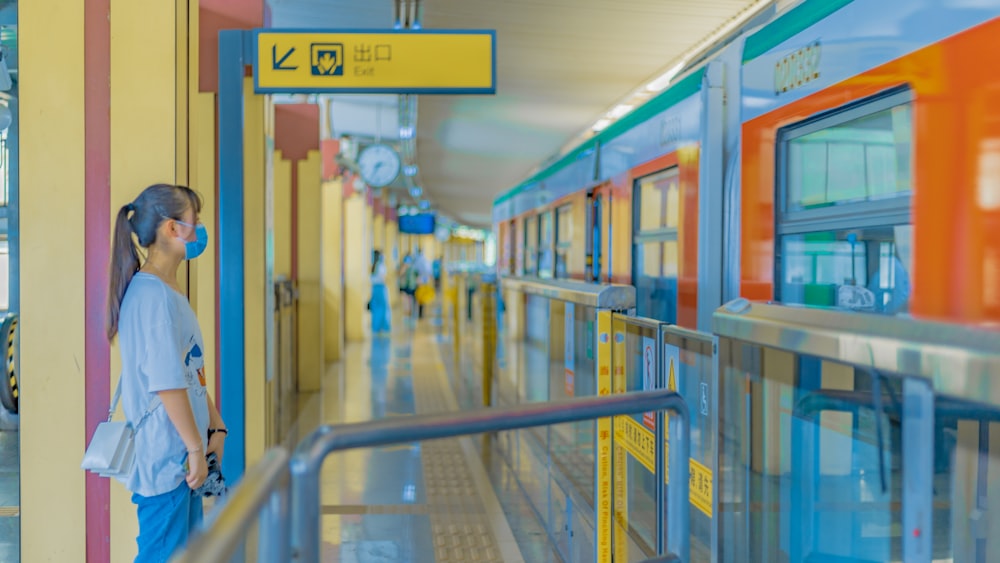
left=322, top=180, right=344, bottom=362
left=108, top=0, right=197, bottom=558
left=273, top=151, right=293, bottom=279
left=297, top=152, right=324, bottom=390
left=344, top=192, right=371, bottom=341
left=243, top=77, right=269, bottom=468
left=20, top=0, right=87, bottom=559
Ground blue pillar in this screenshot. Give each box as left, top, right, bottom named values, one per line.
left=218, top=29, right=248, bottom=482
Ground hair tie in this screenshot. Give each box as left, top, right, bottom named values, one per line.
left=125, top=203, right=136, bottom=213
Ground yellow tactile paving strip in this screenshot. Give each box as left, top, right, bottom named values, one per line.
left=318, top=317, right=523, bottom=562
left=409, top=327, right=515, bottom=563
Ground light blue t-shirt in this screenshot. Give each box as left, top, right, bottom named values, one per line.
left=118, top=273, right=210, bottom=497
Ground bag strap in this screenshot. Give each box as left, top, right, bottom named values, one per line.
left=108, top=376, right=123, bottom=422
left=108, top=376, right=160, bottom=431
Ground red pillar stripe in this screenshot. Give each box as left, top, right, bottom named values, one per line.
left=84, top=0, right=112, bottom=560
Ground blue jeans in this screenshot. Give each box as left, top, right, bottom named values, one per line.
left=132, top=481, right=203, bottom=563
left=370, top=283, right=391, bottom=333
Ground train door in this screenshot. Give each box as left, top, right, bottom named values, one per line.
left=632, top=167, right=680, bottom=323
left=588, top=192, right=603, bottom=282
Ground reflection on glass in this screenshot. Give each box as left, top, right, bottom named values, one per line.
left=716, top=345, right=977, bottom=563
left=786, top=103, right=912, bottom=210
left=539, top=211, right=555, bottom=278
left=639, top=168, right=680, bottom=231
left=635, top=241, right=679, bottom=323
left=524, top=215, right=537, bottom=275
left=556, top=204, right=572, bottom=279
left=780, top=227, right=911, bottom=313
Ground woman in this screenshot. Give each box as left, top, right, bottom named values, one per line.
left=370, top=250, right=391, bottom=335
left=106, top=184, right=227, bottom=562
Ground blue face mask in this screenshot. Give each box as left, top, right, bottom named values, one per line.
left=174, top=220, right=208, bottom=260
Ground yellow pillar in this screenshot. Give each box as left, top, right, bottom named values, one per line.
left=190, top=90, right=219, bottom=399
left=273, top=151, right=293, bottom=279
left=322, top=179, right=344, bottom=362
left=242, top=77, right=270, bottom=468
left=297, top=152, right=324, bottom=389
left=111, top=0, right=189, bottom=553
left=344, top=191, right=371, bottom=341
left=20, top=0, right=87, bottom=559
left=374, top=212, right=386, bottom=255
left=386, top=218, right=399, bottom=306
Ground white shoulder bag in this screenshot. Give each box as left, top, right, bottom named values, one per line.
left=81, top=377, right=155, bottom=480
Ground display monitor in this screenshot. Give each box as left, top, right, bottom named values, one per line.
left=398, top=213, right=436, bottom=235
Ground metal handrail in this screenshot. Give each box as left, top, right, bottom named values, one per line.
left=502, top=276, right=636, bottom=309
left=290, top=389, right=690, bottom=563
left=171, top=447, right=291, bottom=563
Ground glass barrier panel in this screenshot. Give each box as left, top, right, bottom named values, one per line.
left=550, top=303, right=597, bottom=497
left=661, top=329, right=716, bottom=563
left=712, top=336, right=1000, bottom=563
left=613, top=314, right=659, bottom=560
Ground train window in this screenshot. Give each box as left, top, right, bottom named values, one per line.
left=524, top=215, right=538, bottom=276
left=777, top=89, right=913, bottom=313
left=633, top=168, right=681, bottom=322
left=638, top=168, right=680, bottom=232
left=555, top=204, right=572, bottom=279
left=538, top=210, right=555, bottom=279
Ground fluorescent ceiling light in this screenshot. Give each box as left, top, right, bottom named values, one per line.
left=646, top=61, right=686, bottom=93
left=592, top=118, right=613, bottom=132
left=608, top=104, right=634, bottom=119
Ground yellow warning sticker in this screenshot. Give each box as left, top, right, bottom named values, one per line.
left=665, top=443, right=714, bottom=518
left=595, top=311, right=613, bottom=563
left=614, top=416, right=656, bottom=473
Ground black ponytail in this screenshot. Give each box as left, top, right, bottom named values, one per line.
left=105, top=184, right=204, bottom=341
left=106, top=204, right=141, bottom=340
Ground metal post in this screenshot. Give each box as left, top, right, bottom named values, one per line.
left=902, top=378, right=933, bottom=562
left=666, top=395, right=690, bottom=563
left=481, top=281, right=496, bottom=406
left=290, top=447, right=325, bottom=562
left=259, top=485, right=290, bottom=563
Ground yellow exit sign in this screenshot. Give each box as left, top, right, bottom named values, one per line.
left=253, top=30, right=496, bottom=94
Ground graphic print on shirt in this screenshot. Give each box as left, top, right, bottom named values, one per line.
left=184, top=337, right=207, bottom=394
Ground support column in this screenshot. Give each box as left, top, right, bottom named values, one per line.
left=297, top=152, right=324, bottom=390
left=273, top=151, right=293, bottom=279
left=274, top=104, right=322, bottom=390
left=322, top=178, right=344, bottom=362
left=20, top=1, right=88, bottom=560
left=344, top=179, right=371, bottom=342
left=386, top=209, right=399, bottom=306
left=243, top=77, right=271, bottom=468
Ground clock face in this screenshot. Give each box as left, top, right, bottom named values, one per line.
left=358, top=144, right=401, bottom=188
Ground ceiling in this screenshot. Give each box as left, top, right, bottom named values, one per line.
left=268, top=0, right=770, bottom=228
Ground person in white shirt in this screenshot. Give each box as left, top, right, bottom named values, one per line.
left=369, top=250, right=391, bottom=335
left=106, top=184, right=227, bottom=561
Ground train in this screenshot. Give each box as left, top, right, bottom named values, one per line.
left=493, top=0, right=1000, bottom=330
left=488, top=1, right=1000, bottom=561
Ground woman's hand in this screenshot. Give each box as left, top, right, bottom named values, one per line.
left=186, top=450, right=208, bottom=489
left=207, top=431, right=226, bottom=463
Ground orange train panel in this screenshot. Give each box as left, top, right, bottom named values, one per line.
left=742, top=18, right=1000, bottom=323
left=627, top=147, right=701, bottom=330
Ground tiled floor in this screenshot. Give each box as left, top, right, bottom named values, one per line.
left=0, top=409, right=18, bottom=562
left=309, top=310, right=559, bottom=562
